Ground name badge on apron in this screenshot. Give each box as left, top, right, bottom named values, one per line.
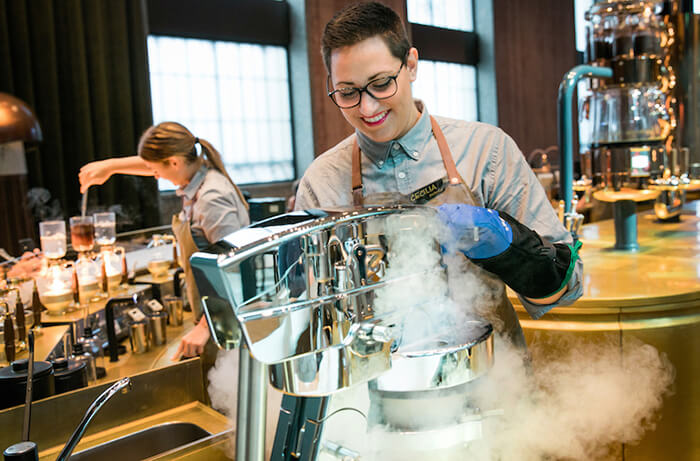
left=409, top=176, right=448, bottom=204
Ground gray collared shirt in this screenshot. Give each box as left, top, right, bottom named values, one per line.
left=176, top=165, right=250, bottom=247
left=295, top=102, right=582, bottom=319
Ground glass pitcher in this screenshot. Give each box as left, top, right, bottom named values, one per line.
left=147, top=234, right=177, bottom=279
left=36, top=261, right=75, bottom=315
left=100, top=246, right=126, bottom=294
left=75, top=255, right=101, bottom=305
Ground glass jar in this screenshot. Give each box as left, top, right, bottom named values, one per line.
left=36, top=262, right=75, bottom=315
left=613, top=14, right=636, bottom=58
left=94, top=212, right=117, bottom=246
left=100, top=246, right=126, bottom=293
left=588, top=84, right=669, bottom=145
left=75, top=255, right=101, bottom=305
left=39, top=220, right=67, bottom=260
left=70, top=216, right=95, bottom=253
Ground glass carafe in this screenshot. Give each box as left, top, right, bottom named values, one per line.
left=147, top=234, right=177, bottom=279
left=39, top=220, right=67, bottom=260
left=70, top=216, right=95, bottom=253
left=94, top=212, right=116, bottom=246
left=75, top=255, right=101, bottom=305
left=100, top=246, right=126, bottom=294
left=36, top=261, right=75, bottom=315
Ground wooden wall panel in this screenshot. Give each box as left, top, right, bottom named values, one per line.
left=492, top=0, right=577, bottom=160
left=304, top=0, right=408, bottom=155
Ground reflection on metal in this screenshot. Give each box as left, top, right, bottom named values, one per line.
left=191, top=206, right=455, bottom=394
left=192, top=206, right=498, bottom=459
left=649, top=174, right=700, bottom=220
left=371, top=321, right=493, bottom=393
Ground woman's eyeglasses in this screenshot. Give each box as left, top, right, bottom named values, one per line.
left=327, top=62, right=405, bottom=109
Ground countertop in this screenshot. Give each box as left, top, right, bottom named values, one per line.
left=509, top=201, right=700, bottom=310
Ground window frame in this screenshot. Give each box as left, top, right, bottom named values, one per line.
left=147, top=0, right=289, bottom=45
left=146, top=0, right=296, bottom=187
left=410, top=23, right=478, bottom=66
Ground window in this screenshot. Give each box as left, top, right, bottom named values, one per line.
left=147, top=36, right=294, bottom=190
left=574, top=0, right=594, bottom=53
left=413, top=61, right=477, bottom=121
left=145, top=0, right=293, bottom=190
left=407, top=0, right=478, bottom=121
left=407, top=0, right=473, bottom=32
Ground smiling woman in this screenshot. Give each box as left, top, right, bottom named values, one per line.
left=327, top=36, right=421, bottom=144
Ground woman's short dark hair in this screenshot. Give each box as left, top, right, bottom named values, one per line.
left=322, top=2, right=410, bottom=74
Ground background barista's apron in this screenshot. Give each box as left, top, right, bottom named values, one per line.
left=172, top=213, right=203, bottom=320
left=352, top=116, right=527, bottom=349
left=171, top=213, right=219, bottom=400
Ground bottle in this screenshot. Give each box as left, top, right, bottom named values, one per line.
left=78, top=327, right=106, bottom=379
left=70, top=343, right=97, bottom=383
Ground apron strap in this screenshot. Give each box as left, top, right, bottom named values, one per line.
left=351, top=115, right=460, bottom=205
left=429, top=116, right=460, bottom=185
left=352, top=137, right=364, bottom=206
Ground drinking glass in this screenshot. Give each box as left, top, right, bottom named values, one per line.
left=39, top=220, right=67, bottom=259
left=94, top=212, right=116, bottom=246
left=70, top=216, right=95, bottom=252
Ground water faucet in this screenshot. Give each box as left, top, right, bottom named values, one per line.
left=55, top=377, right=132, bottom=461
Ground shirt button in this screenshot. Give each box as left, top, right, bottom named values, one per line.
left=378, top=161, right=384, bottom=167
left=393, top=144, right=400, bottom=150
left=398, top=172, right=406, bottom=179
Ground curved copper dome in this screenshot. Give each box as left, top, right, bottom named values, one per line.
left=0, top=92, right=42, bottom=144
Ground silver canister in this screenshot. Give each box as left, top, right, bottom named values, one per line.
left=129, top=321, right=150, bottom=354
left=148, top=312, right=168, bottom=346
left=162, top=295, right=184, bottom=326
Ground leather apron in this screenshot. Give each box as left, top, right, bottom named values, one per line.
left=351, top=116, right=527, bottom=349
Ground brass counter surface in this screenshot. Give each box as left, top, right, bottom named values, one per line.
left=509, top=201, right=700, bottom=309
left=1, top=325, right=70, bottom=366
left=98, top=310, right=198, bottom=384
left=508, top=201, right=700, bottom=461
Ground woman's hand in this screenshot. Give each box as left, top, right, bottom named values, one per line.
left=171, top=316, right=211, bottom=360
left=79, top=159, right=116, bottom=193
left=7, top=250, right=43, bottom=279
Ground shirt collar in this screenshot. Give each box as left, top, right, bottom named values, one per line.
left=356, top=100, right=433, bottom=167
left=176, top=165, right=208, bottom=201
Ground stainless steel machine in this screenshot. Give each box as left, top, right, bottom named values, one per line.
left=559, top=0, right=700, bottom=249
left=191, top=206, right=495, bottom=460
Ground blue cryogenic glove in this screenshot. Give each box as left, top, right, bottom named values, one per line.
left=437, top=203, right=513, bottom=259
left=437, top=203, right=580, bottom=300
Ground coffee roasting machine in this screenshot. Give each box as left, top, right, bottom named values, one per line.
left=191, top=206, right=496, bottom=460
left=559, top=0, right=700, bottom=249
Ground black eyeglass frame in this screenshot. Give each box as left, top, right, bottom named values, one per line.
left=326, top=61, right=406, bottom=109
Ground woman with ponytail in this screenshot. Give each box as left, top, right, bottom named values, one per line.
left=79, top=121, right=249, bottom=360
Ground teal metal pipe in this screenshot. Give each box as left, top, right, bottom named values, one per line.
left=557, top=65, right=612, bottom=213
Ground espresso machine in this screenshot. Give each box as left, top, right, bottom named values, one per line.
left=559, top=0, right=700, bottom=249
left=191, top=206, right=496, bottom=460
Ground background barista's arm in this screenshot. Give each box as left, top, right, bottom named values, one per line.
left=79, top=156, right=154, bottom=193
